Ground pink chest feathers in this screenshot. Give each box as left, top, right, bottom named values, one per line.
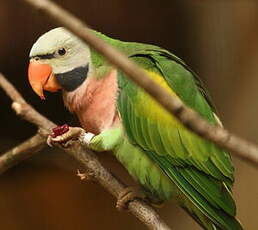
left=64, top=70, right=120, bottom=134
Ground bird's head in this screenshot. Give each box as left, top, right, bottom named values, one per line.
left=28, top=27, right=91, bottom=99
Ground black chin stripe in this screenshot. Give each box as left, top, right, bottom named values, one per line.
left=55, top=64, right=89, bottom=92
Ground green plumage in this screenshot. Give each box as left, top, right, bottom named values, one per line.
left=90, top=32, right=243, bottom=230
left=29, top=27, right=244, bottom=230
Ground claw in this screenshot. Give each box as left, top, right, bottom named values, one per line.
left=47, top=135, right=53, bottom=147
left=116, top=187, right=146, bottom=211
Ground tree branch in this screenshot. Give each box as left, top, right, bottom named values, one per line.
left=0, top=132, right=46, bottom=174
left=0, top=73, right=171, bottom=230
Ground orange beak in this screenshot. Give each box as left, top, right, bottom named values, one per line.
left=28, top=61, right=61, bottom=99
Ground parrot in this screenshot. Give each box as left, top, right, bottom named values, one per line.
left=27, top=27, right=243, bottom=230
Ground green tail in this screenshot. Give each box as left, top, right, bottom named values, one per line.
left=182, top=196, right=243, bottom=230
left=147, top=150, right=243, bottom=230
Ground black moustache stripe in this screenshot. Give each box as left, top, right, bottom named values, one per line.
left=30, top=53, right=55, bottom=60
left=55, top=64, right=89, bottom=92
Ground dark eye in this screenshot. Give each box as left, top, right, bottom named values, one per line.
left=58, top=48, right=66, bottom=56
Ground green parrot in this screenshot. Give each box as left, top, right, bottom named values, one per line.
left=28, top=27, right=243, bottom=230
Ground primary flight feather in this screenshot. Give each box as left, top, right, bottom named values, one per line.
left=28, top=27, right=243, bottom=230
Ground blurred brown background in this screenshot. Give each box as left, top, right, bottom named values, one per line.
left=0, top=0, right=258, bottom=229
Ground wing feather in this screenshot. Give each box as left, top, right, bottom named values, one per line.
left=117, top=50, right=241, bottom=229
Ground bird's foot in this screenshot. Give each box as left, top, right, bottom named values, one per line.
left=47, top=124, right=87, bottom=148
left=116, top=187, right=146, bottom=211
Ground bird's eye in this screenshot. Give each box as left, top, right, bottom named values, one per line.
left=57, top=48, right=66, bottom=56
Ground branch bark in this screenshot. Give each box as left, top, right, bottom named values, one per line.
left=0, top=132, right=46, bottom=174
left=0, top=73, right=171, bottom=230
left=21, top=0, right=258, bottom=168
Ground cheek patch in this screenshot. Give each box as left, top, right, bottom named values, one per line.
left=55, top=64, right=89, bottom=91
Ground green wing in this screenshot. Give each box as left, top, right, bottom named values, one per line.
left=117, top=48, right=242, bottom=230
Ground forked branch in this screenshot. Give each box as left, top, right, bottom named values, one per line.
left=0, top=73, right=171, bottom=230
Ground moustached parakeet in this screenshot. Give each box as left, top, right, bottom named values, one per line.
left=27, top=27, right=243, bottom=230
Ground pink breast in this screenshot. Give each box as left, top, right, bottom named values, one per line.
left=64, top=70, right=120, bottom=134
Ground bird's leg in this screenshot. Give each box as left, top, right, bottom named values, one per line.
left=116, top=186, right=146, bottom=211
left=47, top=124, right=95, bottom=148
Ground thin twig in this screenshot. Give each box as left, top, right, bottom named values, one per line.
left=21, top=0, right=258, bottom=168
left=0, top=73, right=171, bottom=230
left=0, top=131, right=46, bottom=174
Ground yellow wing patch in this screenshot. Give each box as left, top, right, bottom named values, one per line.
left=135, top=70, right=182, bottom=127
